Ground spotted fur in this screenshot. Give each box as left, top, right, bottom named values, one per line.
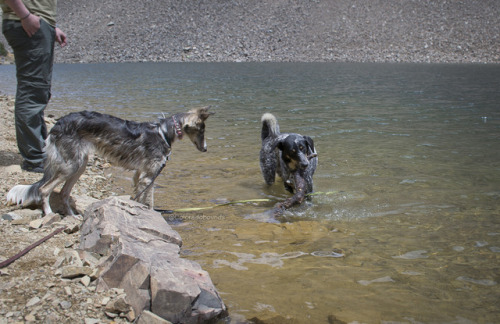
left=259, top=113, right=318, bottom=213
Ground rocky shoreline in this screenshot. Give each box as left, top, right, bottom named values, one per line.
left=0, top=96, right=132, bottom=323
left=1, top=0, right=499, bottom=64
left=0, top=95, right=227, bottom=323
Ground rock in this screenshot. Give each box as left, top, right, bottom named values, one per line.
left=80, top=196, right=227, bottom=323
left=59, top=250, right=83, bottom=267
left=78, top=250, right=100, bottom=267
left=2, top=211, right=21, bottom=221
left=137, top=310, right=173, bottom=324
left=64, top=241, right=74, bottom=248
left=29, top=218, right=43, bottom=229
left=10, top=209, right=42, bottom=225
left=105, top=296, right=131, bottom=314
left=72, top=194, right=99, bottom=215
left=60, top=216, right=81, bottom=234
left=80, top=275, right=91, bottom=287
left=84, top=318, right=100, bottom=324
left=60, top=266, right=93, bottom=279
left=10, top=218, right=30, bottom=225
left=26, top=296, right=41, bottom=307
left=53, top=255, right=65, bottom=268
left=80, top=197, right=182, bottom=255
left=392, top=250, right=428, bottom=259
left=104, top=311, right=118, bottom=318
left=41, top=213, right=61, bottom=226
left=125, top=308, right=136, bottom=322
left=358, top=276, right=395, bottom=286
left=24, top=313, right=36, bottom=322
left=59, top=300, right=72, bottom=310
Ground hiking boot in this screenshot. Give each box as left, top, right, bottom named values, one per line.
left=21, top=161, right=44, bottom=173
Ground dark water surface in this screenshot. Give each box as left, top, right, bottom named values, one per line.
left=1, top=62, right=499, bottom=323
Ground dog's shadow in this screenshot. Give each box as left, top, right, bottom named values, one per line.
left=0, top=150, right=21, bottom=167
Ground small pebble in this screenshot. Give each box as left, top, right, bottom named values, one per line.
left=393, top=250, right=428, bottom=259
left=26, top=296, right=40, bottom=307
left=310, top=250, right=345, bottom=258
left=475, top=241, right=489, bottom=247
left=457, top=276, right=497, bottom=286
left=59, top=300, right=72, bottom=310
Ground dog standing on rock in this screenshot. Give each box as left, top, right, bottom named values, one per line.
left=7, top=107, right=214, bottom=216
left=259, top=113, right=318, bottom=214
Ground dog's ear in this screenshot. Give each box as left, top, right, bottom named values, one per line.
left=304, top=136, right=315, bottom=152
left=304, top=135, right=317, bottom=159
left=269, top=136, right=285, bottom=152
left=197, top=106, right=214, bottom=121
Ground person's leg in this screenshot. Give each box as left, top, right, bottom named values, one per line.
left=2, top=19, right=55, bottom=170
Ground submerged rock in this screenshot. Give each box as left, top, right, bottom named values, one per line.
left=456, top=276, right=497, bottom=286
left=358, top=276, right=395, bottom=286
left=392, top=250, right=428, bottom=259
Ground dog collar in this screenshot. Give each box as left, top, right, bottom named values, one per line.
left=172, top=116, right=183, bottom=139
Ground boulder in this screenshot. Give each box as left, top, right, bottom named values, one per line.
left=137, top=310, right=173, bottom=324
left=79, top=197, right=227, bottom=323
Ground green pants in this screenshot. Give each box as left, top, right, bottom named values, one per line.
left=2, top=19, right=55, bottom=166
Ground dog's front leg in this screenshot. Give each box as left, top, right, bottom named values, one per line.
left=133, top=171, right=155, bottom=208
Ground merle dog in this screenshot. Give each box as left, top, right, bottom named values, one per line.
left=259, top=113, right=318, bottom=214
left=7, top=107, right=214, bottom=215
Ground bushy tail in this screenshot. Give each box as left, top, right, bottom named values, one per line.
left=6, top=176, right=47, bottom=208
left=261, top=113, right=280, bottom=141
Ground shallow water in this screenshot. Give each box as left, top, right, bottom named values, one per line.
left=1, top=62, right=499, bottom=322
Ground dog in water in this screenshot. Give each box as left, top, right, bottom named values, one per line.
left=259, top=113, right=318, bottom=214
left=7, top=107, right=214, bottom=216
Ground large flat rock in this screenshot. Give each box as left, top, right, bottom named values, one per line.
left=80, top=197, right=227, bottom=323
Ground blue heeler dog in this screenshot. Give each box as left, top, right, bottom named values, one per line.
left=259, top=113, right=318, bottom=215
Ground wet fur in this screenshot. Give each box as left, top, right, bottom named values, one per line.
left=259, top=113, right=318, bottom=213
left=6, top=107, right=213, bottom=215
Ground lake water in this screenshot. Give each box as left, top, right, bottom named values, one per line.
left=1, top=62, right=499, bottom=323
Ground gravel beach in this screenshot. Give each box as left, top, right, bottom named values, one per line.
left=1, top=0, right=500, bottom=64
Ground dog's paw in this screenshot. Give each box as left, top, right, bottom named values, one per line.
left=273, top=203, right=285, bottom=217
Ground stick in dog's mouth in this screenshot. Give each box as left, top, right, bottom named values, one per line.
left=307, top=153, right=318, bottom=160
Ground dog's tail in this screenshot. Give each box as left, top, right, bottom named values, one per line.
left=6, top=173, right=49, bottom=208
left=261, top=113, right=280, bottom=141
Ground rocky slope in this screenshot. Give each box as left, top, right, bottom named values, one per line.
left=1, top=0, right=499, bottom=63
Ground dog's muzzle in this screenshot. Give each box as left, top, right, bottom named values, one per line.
left=299, top=153, right=317, bottom=169
left=199, top=140, right=207, bottom=152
